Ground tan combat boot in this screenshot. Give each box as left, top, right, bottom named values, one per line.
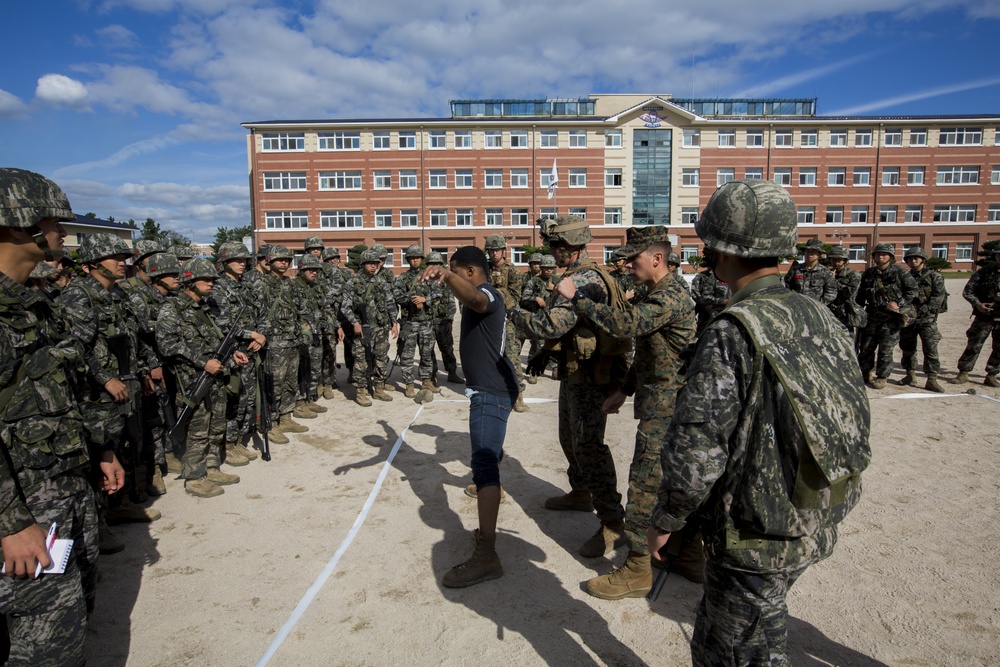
left=580, top=519, right=627, bottom=558
left=293, top=400, right=317, bottom=419
left=267, top=426, right=289, bottom=445
left=224, top=444, right=250, bottom=467
left=952, top=371, right=970, bottom=384
left=206, top=467, right=240, bottom=486
left=304, top=400, right=327, bottom=413
left=280, top=414, right=309, bottom=433
left=404, top=383, right=417, bottom=398
left=544, top=490, right=594, bottom=512
left=986, top=374, right=1000, bottom=388
left=165, top=451, right=182, bottom=475
left=421, top=379, right=441, bottom=395
left=185, top=476, right=224, bottom=498
left=526, top=375, right=537, bottom=384
left=373, top=384, right=393, bottom=401
left=585, top=552, right=652, bottom=600
left=231, top=441, right=258, bottom=461
left=871, top=377, right=887, bottom=389
left=925, top=375, right=945, bottom=393
left=899, top=370, right=916, bottom=386
left=105, top=498, right=161, bottom=525
left=321, top=384, right=337, bottom=400
left=513, top=394, right=527, bottom=412
left=355, top=387, right=373, bottom=407
left=442, top=529, right=503, bottom=588
left=146, top=466, right=167, bottom=497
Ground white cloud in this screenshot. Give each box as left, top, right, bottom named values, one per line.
left=54, top=136, right=178, bottom=176
left=827, top=76, right=1000, bottom=115
left=96, top=24, right=140, bottom=48
left=0, top=89, right=27, bottom=117
left=35, top=74, right=90, bottom=108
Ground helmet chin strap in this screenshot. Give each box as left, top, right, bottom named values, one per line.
left=27, top=224, right=65, bottom=261
left=91, top=262, right=119, bottom=282
left=189, top=283, right=211, bottom=299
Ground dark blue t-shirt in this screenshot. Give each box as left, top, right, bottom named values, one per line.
left=460, top=283, right=519, bottom=401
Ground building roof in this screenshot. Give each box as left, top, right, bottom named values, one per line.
left=67, top=214, right=137, bottom=232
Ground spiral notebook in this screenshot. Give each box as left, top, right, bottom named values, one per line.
left=1, top=538, right=73, bottom=575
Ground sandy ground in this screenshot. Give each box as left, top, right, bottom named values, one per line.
left=86, top=279, right=999, bottom=667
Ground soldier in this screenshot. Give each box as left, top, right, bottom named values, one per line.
left=321, top=246, right=350, bottom=393
left=292, top=254, right=328, bottom=416
left=509, top=215, right=628, bottom=558
left=826, top=245, right=864, bottom=335
left=341, top=249, right=399, bottom=406
left=156, top=258, right=249, bottom=497
left=485, top=234, right=526, bottom=411
left=784, top=238, right=837, bottom=305
left=28, top=261, right=62, bottom=297
left=953, top=243, right=1000, bottom=387
left=170, top=243, right=195, bottom=265
left=519, top=254, right=558, bottom=380
left=394, top=245, right=440, bottom=397
left=426, top=252, right=463, bottom=385
left=666, top=252, right=691, bottom=296
left=556, top=226, right=697, bottom=600
left=244, top=244, right=271, bottom=288
left=647, top=179, right=871, bottom=666
left=608, top=249, right=637, bottom=301
left=857, top=243, right=919, bottom=388
left=0, top=168, right=124, bottom=665
left=526, top=252, right=543, bottom=279
left=691, top=253, right=731, bottom=336
left=899, top=247, right=947, bottom=392
left=371, top=243, right=395, bottom=284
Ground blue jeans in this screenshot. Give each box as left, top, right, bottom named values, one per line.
left=467, top=389, right=512, bottom=489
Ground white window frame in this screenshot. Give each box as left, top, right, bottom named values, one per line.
left=990, top=206, right=1000, bottom=222
left=511, top=209, right=529, bottom=226
left=682, top=168, right=700, bottom=187
left=773, top=168, right=791, bottom=187
left=485, top=209, right=503, bottom=226
left=880, top=206, right=897, bottom=223
left=909, top=128, right=927, bottom=146
left=484, top=130, right=502, bottom=149
left=261, top=132, right=304, bottom=151
left=829, top=130, right=848, bottom=147
left=682, top=246, right=698, bottom=261
left=936, top=166, right=980, bottom=185
left=428, top=131, right=446, bottom=149
left=540, top=130, right=559, bottom=148
left=800, top=130, right=818, bottom=147
left=682, top=129, right=701, bottom=147
left=510, top=130, right=528, bottom=148
left=848, top=245, right=867, bottom=262
left=718, top=129, right=736, bottom=147
left=568, top=129, right=587, bottom=148
left=904, top=206, right=922, bottom=223
left=681, top=207, right=698, bottom=225
left=429, top=209, right=448, bottom=227
left=774, top=129, right=792, bottom=147
left=320, top=210, right=363, bottom=228
left=484, top=169, right=503, bottom=189
left=956, top=243, right=973, bottom=260
left=398, top=131, right=416, bottom=150
left=882, top=167, right=900, bottom=186
left=319, top=171, right=362, bottom=191
left=510, top=169, right=528, bottom=189
left=605, top=168, right=623, bottom=188
left=568, top=207, right=587, bottom=219
left=374, top=210, right=393, bottom=228
left=939, top=127, right=982, bottom=146
left=883, top=129, right=902, bottom=146
left=539, top=171, right=554, bottom=188
left=745, top=168, right=763, bottom=180
left=931, top=243, right=948, bottom=260
left=797, top=207, right=814, bottom=224
left=263, top=172, right=307, bottom=191
left=829, top=167, right=846, bottom=186
left=373, top=131, right=391, bottom=150
left=428, top=170, right=447, bottom=189
left=992, top=166, right=1000, bottom=185
left=907, top=167, right=925, bottom=186
left=851, top=206, right=869, bottom=224
left=717, top=168, right=735, bottom=187
left=826, top=207, right=843, bottom=224
left=569, top=169, right=587, bottom=188
left=455, top=169, right=473, bottom=189
left=604, top=130, right=622, bottom=148
left=746, top=129, right=764, bottom=147
left=400, top=210, right=418, bottom=227
left=399, top=170, right=417, bottom=190
left=934, top=205, right=976, bottom=222
left=604, top=207, right=622, bottom=225
left=455, top=209, right=473, bottom=227
left=373, top=171, right=391, bottom=190
left=454, top=130, right=472, bottom=149
left=855, top=129, right=873, bottom=147
left=798, top=168, right=816, bottom=187
left=853, top=168, right=871, bottom=187
left=318, top=131, right=360, bottom=151
left=265, top=211, right=308, bottom=229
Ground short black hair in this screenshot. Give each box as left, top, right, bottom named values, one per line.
left=450, top=245, right=489, bottom=276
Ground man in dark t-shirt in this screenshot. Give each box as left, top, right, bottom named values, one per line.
left=422, top=246, right=518, bottom=588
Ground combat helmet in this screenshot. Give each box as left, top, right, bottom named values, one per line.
left=528, top=253, right=543, bottom=264
left=371, top=243, right=388, bottom=259
left=180, top=257, right=218, bottom=283
left=872, top=243, right=895, bottom=257
left=304, top=236, right=325, bottom=251
left=78, top=233, right=132, bottom=264
left=696, top=179, right=796, bottom=258
left=321, top=247, right=341, bottom=260
left=826, top=245, right=850, bottom=260
left=133, top=239, right=165, bottom=265
left=29, top=262, right=59, bottom=280
left=218, top=241, right=251, bottom=262
left=256, top=244, right=272, bottom=260
left=146, top=253, right=181, bottom=278
left=0, top=168, right=75, bottom=229
left=904, top=246, right=927, bottom=260
left=426, top=251, right=445, bottom=265
left=538, top=215, right=591, bottom=247
left=267, top=245, right=294, bottom=262
left=404, top=244, right=425, bottom=259
left=667, top=252, right=682, bottom=265
left=170, top=243, right=195, bottom=261
left=299, top=254, right=323, bottom=270
left=484, top=234, right=507, bottom=250
left=540, top=254, right=557, bottom=268
left=360, top=249, right=381, bottom=264
left=803, top=238, right=825, bottom=253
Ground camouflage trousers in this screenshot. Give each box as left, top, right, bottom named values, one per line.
left=558, top=381, right=623, bottom=523
left=297, top=340, right=323, bottom=402
left=899, top=317, right=942, bottom=376
left=350, top=326, right=391, bottom=387
left=270, top=342, right=300, bottom=416
left=691, top=559, right=810, bottom=667
left=181, top=380, right=227, bottom=479
left=857, top=313, right=902, bottom=378
left=140, top=392, right=167, bottom=467
left=321, top=331, right=341, bottom=388
left=432, top=320, right=458, bottom=376
left=399, top=320, right=435, bottom=384
left=505, top=319, right=525, bottom=392
left=623, top=417, right=670, bottom=555
left=226, top=362, right=258, bottom=444
left=0, top=471, right=98, bottom=667
left=957, top=316, right=1000, bottom=374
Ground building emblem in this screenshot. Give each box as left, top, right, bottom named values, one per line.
left=640, top=107, right=663, bottom=127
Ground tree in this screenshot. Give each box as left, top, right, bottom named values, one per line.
left=211, top=225, right=252, bottom=259
left=139, top=218, right=163, bottom=241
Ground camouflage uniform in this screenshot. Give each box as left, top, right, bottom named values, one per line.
left=857, top=251, right=918, bottom=381
left=394, top=248, right=439, bottom=388
left=320, top=247, right=347, bottom=390
left=691, top=269, right=731, bottom=335
left=489, top=253, right=526, bottom=393
left=342, top=256, right=398, bottom=390
left=262, top=247, right=304, bottom=417
left=291, top=256, right=327, bottom=403
left=956, top=261, right=1000, bottom=377
left=520, top=264, right=554, bottom=359
left=827, top=248, right=863, bottom=335
left=900, top=254, right=946, bottom=378
left=783, top=262, right=838, bottom=305
left=426, top=253, right=459, bottom=381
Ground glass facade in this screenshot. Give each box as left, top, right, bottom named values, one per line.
left=632, top=129, right=672, bottom=225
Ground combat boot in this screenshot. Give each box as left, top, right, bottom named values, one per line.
left=304, top=400, right=327, bottom=413
left=952, top=371, right=970, bottom=384
left=585, top=552, right=652, bottom=600
left=105, top=498, right=161, bottom=525
left=464, top=483, right=506, bottom=502
left=544, top=490, right=594, bottom=512
left=146, top=467, right=167, bottom=497
left=580, top=519, right=627, bottom=558
left=526, top=375, right=537, bottom=384
left=185, top=476, right=224, bottom=498
left=404, top=383, right=417, bottom=398
left=206, top=467, right=240, bottom=485
left=986, top=374, right=1000, bottom=388
left=899, top=370, right=916, bottom=386
left=355, top=388, right=373, bottom=407
left=513, top=394, right=527, bottom=413
left=321, top=384, right=337, bottom=400
left=862, top=371, right=872, bottom=385
left=421, top=379, right=441, bottom=395
left=280, top=414, right=309, bottom=433
left=224, top=444, right=250, bottom=467
left=165, top=451, right=182, bottom=475
left=373, top=384, right=393, bottom=401
left=98, top=515, right=125, bottom=554
left=442, top=529, right=503, bottom=588
left=232, top=441, right=258, bottom=461
left=268, top=426, right=289, bottom=444
left=447, top=371, right=464, bottom=384
left=293, top=401, right=317, bottom=419
left=871, top=377, right=887, bottom=390
left=925, top=375, right=945, bottom=393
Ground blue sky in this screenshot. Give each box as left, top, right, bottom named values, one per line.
left=2, top=0, right=999, bottom=242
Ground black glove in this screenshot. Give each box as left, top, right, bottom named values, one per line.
left=526, top=349, right=552, bottom=376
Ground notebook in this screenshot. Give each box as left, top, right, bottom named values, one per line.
left=1, top=538, right=74, bottom=575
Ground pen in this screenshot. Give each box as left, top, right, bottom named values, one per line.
left=34, top=522, right=57, bottom=579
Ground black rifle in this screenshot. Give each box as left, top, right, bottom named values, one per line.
left=255, top=350, right=272, bottom=461
left=647, top=524, right=701, bottom=602
left=106, top=333, right=142, bottom=450
left=361, top=324, right=375, bottom=394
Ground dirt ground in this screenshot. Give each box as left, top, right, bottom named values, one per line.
left=86, top=279, right=999, bottom=667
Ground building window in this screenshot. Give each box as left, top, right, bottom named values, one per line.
left=374, top=210, right=393, bottom=227
left=797, top=207, right=814, bottom=224
left=826, top=207, right=843, bottom=224
left=320, top=210, right=362, bottom=228
left=373, top=171, right=391, bottom=190
left=569, top=130, right=587, bottom=148
left=682, top=129, right=701, bottom=147
left=936, top=166, right=980, bottom=185
left=681, top=207, right=699, bottom=225
left=399, top=171, right=417, bottom=189
left=485, top=169, right=502, bottom=188
left=682, top=168, right=700, bottom=187
left=909, top=128, right=927, bottom=146
left=318, top=131, right=360, bottom=151
left=539, top=207, right=557, bottom=219
left=746, top=129, right=764, bottom=147
left=319, top=171, right=362, bottom=190
left=455, top=209, right=473, bottom=227
left=904, top=206, right=922, bottom=223
left=901, top=244, right=917, bottom=258
left=510, top=169, right=528, bottom=189
left=373, top=132, right=391, bottom=150
left=718, top=129, right=736, bottom=147
left=931, top=243, right=948, bottom=259
left=681, top=246, right=698, bottom=261
left=990, top=205, right=1000, bottom=222
left=263, top=172, right=306, bottom=191
left=605, top=130, right=623, bottom=147
left=265, top=211, right=308, bottom=229
left=398, top=131, right=416, bottom=149
left=773, top=168, right=792, bottom=187
left=383, top=250, right=395, bottom=268
left=512, top=247, right=527, bottom=264
left=853, top=168, right=871, bottom=186
left=884, top=129, right=902, bottom=146
left=880, top=206, right=897, bottom=223
left=511, top=209, right=529, bottom=226
left=400, top=210, right=418, bottom=227
left=934, top=205, right=976, bottom=222
left=455, top=131, right=472, bottom=149
left=829, top=167, right=846, bottom=186
left=992, top=166, right=1000, bottom=185
left=774, top=129, right=792, bottom=147
left=510, top=130, right=528, bottom=148
left=907, top=167, right=925, bottom=186
left=717, top=168, right=735, bottom=187
left=745, top=167, right=763, bottom=180
left=540, top=130, right=559, bottom=148
left=605, top=168, right=623, bottom=188
left=484, top=130, right=502, bottom=148
left=428, top=170, right=447, bottom=189
left=849, top=244, right=867, bottom=262
left=605, top=207, right=622, bottom=225
left=800, top=129, right=818, bottom=147
left=603, top=247, right=617, bottom=264
left=855, top=129, right=873, bottom=147
left=830, top=129, right=848, bottom=147
left=882, top=167, right=900, bottom=186
left=939, top=127, right=982, bottom=146
left=261, top=133, right=304, bottom=151
left=485, top=209, right=503, bottom=226
left=429, top=209, right=448, bottom=227
left=956, top=243, right=973, bottom=260
left=851, top=206, right=869, bottom=224
left=568, top=207, right=587, bottom=219
left=569, top=169, right=587, bottom=187
left=799, top=168, right=817, bottom=187
left=455, top=169, right=473, bottom=189
left=428, top=131, right=446, bottom=149
left=539, top=170, right=554, bottom=188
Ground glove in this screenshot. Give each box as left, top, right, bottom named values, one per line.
left=574, top=282, right=605, bottom=303
left=526, top=349, right=552, bottom=376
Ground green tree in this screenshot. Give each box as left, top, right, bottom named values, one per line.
left=139, top=218, right=163, bottom=241
left=211, top=225, right=252, bottom=259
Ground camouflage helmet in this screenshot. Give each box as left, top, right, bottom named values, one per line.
left=256, top=244, right=272, bottom=259
left=872, top=243, right=895, bottom=257
left=370, top=243, right=388, bottom=259
left=826, top=245, right=850, bottom=260
left=539, top=215, right=591, bottom=246
left=299, top=254, right=323, bottom=270
left=360, top=249, right=381, bottom=264
left=540, top=254, right=557, bottom=268
left=667, top=252, right=682, bottom=265
left=803, top=238, right=825, bottom=253
left=904, top=246, right=927, bottom=260
left=321, top=247, right=341, bottom=260
left=78, top=233, right=131, bottom=264
left=133, top=239, right=165, bottom=264
left=267, top=245, right=293, bottom=262
left=180, top=257, right=218, bottom=283
left=528, top=253, right=543, bottom=264
left=484, top=233, right=507, bottom=250
left=404, top=244, right=425, bottom=259
left=146, top=252, right=181, bottom=278
left=304, top=236, right=325, bottom=251
left=29, top=262, right=60, bottom=280
left=218, top=241, right=251, bottom=262
left=0, top=168, right=75, bottom=229
left=696, top=179, right=796, bottom=258
left=170, top=243, right=195, bottom=260
left=426, top=251, right=445, bottom=265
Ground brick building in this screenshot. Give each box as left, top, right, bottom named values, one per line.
left=242, top=94, right=1000, bottom=273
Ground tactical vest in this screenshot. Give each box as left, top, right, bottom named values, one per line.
left=490, top=263, right=521, bottom=310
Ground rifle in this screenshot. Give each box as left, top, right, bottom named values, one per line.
left=361, top=324, right=375, bottom=395
left=106, top=333, right=142, bottom=451
left=255, top=350, right=272, bottom=461
left=388, top=323, right=406, bottom=380
left=646, top=523, right=702, bottom=602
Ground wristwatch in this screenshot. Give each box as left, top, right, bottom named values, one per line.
left=571, top=289, right=587, bottom=305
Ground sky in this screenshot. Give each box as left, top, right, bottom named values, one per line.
left=2, top=0, right=999, bottom=242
